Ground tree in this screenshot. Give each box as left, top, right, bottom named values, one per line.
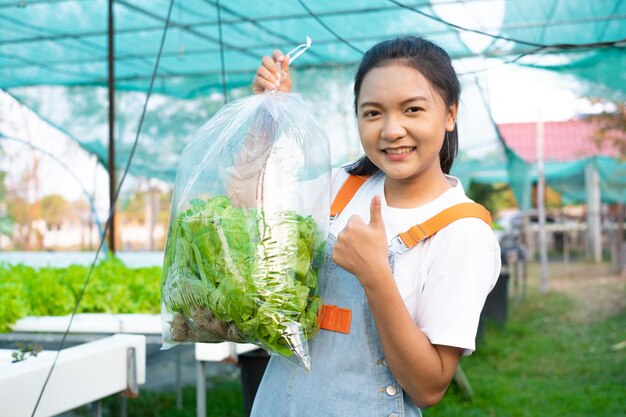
left=39, top=194, right=70, bottom=230
left=4, top=158, right=41, bottom=249
left=0, top=152, right=12, bottom=240
left=585, top=100, right=626, bottom=159
left=467, top=182, right=517, bottom=216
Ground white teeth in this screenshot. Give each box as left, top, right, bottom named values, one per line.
left=385, top=147, right=414, bottom=155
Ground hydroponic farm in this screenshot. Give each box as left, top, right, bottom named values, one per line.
left=0, top=1, right=625, bottom=416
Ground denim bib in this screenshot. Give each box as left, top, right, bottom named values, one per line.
left=250, top=236, right=422, bottom=417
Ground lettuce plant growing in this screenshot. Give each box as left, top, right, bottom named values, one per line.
left=161, top=195, right=325, bottom=365
left=0, top=258, right=161, bottom=333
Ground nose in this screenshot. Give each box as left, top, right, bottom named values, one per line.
left=381, top=116, right=407, bottom=141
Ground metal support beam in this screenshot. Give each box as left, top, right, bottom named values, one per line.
left=125, top=347, right=139, bottom=397
left=585, top=162, right=602, bottom=263
left=196, top=361, right=206, bottom=417
left=108, top=0, right=116, bottom=253
left=91, top=401, right=102, bottom=417
left=536, top=118, right=548, bottom=293
left=176, top=348, right=183, bottom=409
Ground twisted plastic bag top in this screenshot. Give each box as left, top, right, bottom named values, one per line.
left=161, top=58, right=330, bottom=371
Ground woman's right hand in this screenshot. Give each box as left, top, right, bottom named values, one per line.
left=252, top=50, right=292, bottom=94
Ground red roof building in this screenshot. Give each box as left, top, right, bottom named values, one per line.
left=497, top=119, right=619, bottom=163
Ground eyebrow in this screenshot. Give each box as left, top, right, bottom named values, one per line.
left=359, top=96, right=430, bottom=109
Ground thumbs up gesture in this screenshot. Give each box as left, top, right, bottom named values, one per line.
left=332, top=196, right=392, bottom=289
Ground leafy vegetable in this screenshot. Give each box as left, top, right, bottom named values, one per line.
left=161, top=195, right=325, bottom=359
left=0, top=257, right=162, bottom=333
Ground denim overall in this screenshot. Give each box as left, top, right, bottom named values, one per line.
left=250, top=235, right=422, bottom=417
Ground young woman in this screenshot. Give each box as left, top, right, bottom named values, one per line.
left=250, top=36, right=501, bottom=416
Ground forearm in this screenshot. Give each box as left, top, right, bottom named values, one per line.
left=227, top=136, right=272, bottom=208
left=226, top=114, right=274, bottom=208
left=361, top=267, right=460, bottom=408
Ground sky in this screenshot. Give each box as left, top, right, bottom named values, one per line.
left=431, top=0, right=599, bottom=123
left=486, top=65, right=599, bottom=123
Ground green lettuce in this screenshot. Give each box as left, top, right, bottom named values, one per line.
left=161, top=195, right=325, bottom=358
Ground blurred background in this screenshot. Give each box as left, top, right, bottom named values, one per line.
left=0, top=1, right=624, bottom=416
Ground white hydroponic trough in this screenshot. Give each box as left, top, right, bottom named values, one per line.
left=0, top=334, right=146, bottom=417
left=12, top=313, right=161, bottom=334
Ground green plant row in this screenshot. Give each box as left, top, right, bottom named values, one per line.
left=0, top=256, right=161, bottom=333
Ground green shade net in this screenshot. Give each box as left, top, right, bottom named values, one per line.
left=1, top=0, right=625, bottom=206
left=0, top=0, right=472, bottom=98
left=525, top=48, right=626, bottom=99
left=496, top=0, right=626, bottom=98
left=515, top=157, right=626, bottom=206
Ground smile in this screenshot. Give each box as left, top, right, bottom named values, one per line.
left=383, top=146, right=416, bottom=155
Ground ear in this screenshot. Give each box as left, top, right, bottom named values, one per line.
left=445, top=102, right=458, bottom=132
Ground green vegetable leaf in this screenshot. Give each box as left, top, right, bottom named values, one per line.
left=161, top=195, right=326, bottom=360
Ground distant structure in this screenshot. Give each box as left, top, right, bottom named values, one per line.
left=498, top=118, right=624, bottom=268
left=499, top=119, right=619, bottom=163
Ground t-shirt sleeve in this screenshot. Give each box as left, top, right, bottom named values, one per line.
left=416, top=220, right=501, bottom=355
left=287, top=165, right=349, bottom=218
left=330, top=165, right=350, bottom=200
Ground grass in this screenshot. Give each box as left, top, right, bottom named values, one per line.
left=69, top=377, right=245, bottom=417
left=425, top=261, right=626, bottom=417
left=65, top=261, right=625, bottom=417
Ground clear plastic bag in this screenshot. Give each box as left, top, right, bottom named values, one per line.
left=161, top=90, right=330, bottom=371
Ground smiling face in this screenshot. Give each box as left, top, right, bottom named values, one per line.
left=356, top=62, right=457, bottom=189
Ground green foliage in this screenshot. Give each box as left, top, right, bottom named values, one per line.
left=11, top=342, right=43, bottom=363
left=584, top=99, right=626, bottom=158
left=162, top=195, right=325, bottom=357
left=0, top=257, right=161, bottom=332
left=39, top=194, right=70, bottom=229
left=467, top=182, right=517, bottom=214
left=424, top=290, right=626, bottom=417
left=0, top=273, right=29, bottom=332
left=71, top=378, right=244, bottom=417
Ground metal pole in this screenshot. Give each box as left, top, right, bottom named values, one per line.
left=91, top=401, right=102, bottom=417
left=585, top=162, right=602, bottom=263
left=196, top=361, right=206, bottom=417
left=536, top=117, right=549, bottom=293
left=176, top=348, right=183, bottom=409
left=617, top=204, right=624, bottom=274
left=91, top=155, right=97, bottom=250
left=120, top=395, right=128, bottom=417
left=108, top=0, right=116, bottom=253
left=564, top=227, right=570, bottom=276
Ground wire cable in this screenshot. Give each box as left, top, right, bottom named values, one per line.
left=200, top=0, right=330, bottom=63
left=457, top=46, right=545, bottom=76
left=293, top=0, right=625, bottom=78
left=388, top=0, right=546, bottom=48
left=296, top=0, right=365, bottom=55
left=216, top=0, right=228, bottom=104
left=387, top=0, right=626, bottom=51
left=28, top=1, right=175, bottom=415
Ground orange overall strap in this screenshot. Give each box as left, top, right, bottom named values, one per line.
left=397, top=202, right=492, bottom=249
left=321, top=174, right=368, bottom=334
left=330, top=174, right=369, bottom=219
left=322, top=176, right=492, bottom=334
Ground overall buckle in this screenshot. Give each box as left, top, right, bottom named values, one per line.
left=388, top=236, right=409, bottom=255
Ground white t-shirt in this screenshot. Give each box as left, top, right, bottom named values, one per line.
left=329, top=168, right=501, bottom=355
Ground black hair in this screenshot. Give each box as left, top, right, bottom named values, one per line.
left=346, top=36, right=460, bottom=176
